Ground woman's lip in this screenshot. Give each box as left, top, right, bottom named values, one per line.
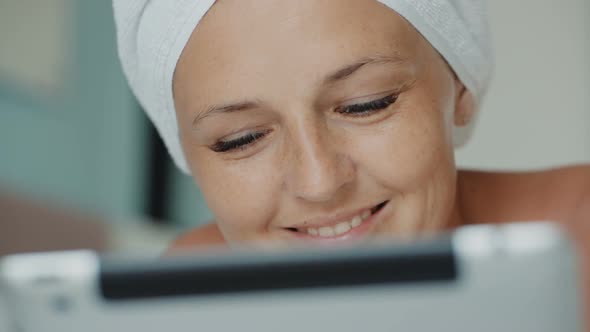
left=286, top=202, right=386, bottom=230
left=288, top=200, right=390, bottom=244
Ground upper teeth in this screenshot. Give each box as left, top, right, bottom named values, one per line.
left=304, top=209, right=372, bottom=237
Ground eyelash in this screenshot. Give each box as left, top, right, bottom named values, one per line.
left=211, top=131, right=268, bottom=153
left=335, top=94, right=398, bottom=117
left=210, top=94, right=398, bottom=153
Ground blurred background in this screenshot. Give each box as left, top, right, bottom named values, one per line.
left=0, top=0, right=588, bottom=256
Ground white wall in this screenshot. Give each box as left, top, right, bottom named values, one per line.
left=456, top=0, right=590, bottom=170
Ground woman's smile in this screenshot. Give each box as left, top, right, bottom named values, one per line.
left=283, top=200, right=390, bottom=244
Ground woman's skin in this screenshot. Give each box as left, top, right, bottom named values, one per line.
left=170, top=0, right=590, bottom=323
left=174, top=0, right=473, bottom=247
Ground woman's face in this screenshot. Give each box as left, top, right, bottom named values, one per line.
left=173, top=0, right=470, bottom=248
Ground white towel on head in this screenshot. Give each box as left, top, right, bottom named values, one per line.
left=113, top=0, right=493, bottom=174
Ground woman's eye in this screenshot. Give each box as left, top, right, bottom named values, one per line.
left=210, top=131, right=268, bottom=153
left=336, top=94, right=398, bottom=117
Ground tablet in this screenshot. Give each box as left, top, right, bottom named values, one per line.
left=0, top=222, right=583, bottom=332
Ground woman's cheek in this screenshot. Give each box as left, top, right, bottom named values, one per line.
left=352, top=105, right=453, bottom=190
left=195, top=154, right=281, bottom=237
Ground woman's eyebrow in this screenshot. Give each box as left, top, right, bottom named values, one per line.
left=323, top=55, right=406, bottom=84
left=192, top=56, right=405, bottom=126
left=193, top=101, right=260, bottom=126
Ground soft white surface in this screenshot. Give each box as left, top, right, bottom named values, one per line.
left=105, top=218, right=179, bottom=254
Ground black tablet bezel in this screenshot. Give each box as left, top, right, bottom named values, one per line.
left=100, top=236, right=457, bottom=301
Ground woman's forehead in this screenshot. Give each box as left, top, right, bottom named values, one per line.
left=174, top=0, right=426, bottom=108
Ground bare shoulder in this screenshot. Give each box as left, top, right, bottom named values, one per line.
left=458, top=164, right=590, bottom=223
left=166, top=223, right=226, bottom=254
left=461, top=164, right=590, bottom=324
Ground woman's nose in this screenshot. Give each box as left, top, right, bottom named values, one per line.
left=283, top=125, right=355, bottom=203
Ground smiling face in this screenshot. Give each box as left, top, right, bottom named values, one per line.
left=173, top=0, right=472, bottom=248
